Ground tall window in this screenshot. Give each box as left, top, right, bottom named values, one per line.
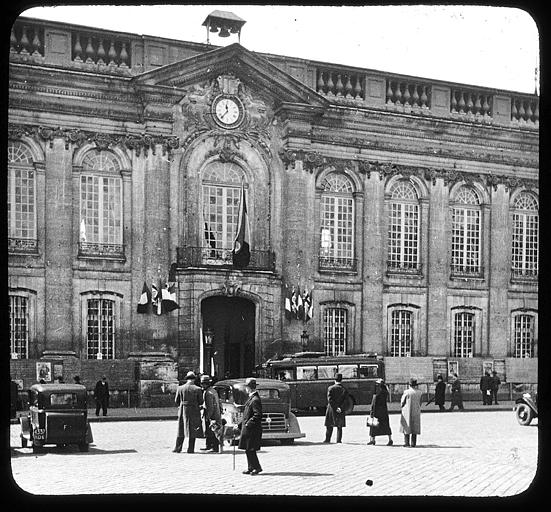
left=451, top=186, right=481, bottom=275
left=8, top=141, right=37, bottom=253
left=390, top=309, right=412, bottom=356
left=9, top=295, right=28, bottom=359
left=202, top=162, right=244, bottom=263
left=511, top=192, right=538, bottom=278
left=453, top=311, right=474, bottom=357
left=388, top=180, right=419, bottom=271
left=323, top=308, right=347, bottom=355
left=80, top=150, right=123, bottom=257
left=319, top=173, right=355, bottom=271
left=86, top=298, right=115, bottom=359
left=513, top=314, right=535, bottom=358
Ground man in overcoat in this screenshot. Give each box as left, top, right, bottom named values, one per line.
left=490, top=370, right=501, bottom=405
left=448, top=373, right=464, bottom=411
left=434, top=374, right=446, bottom=411
left=238, top=377, right=263, bottom=475
left=200, top=374, right=223, bottom=453
left=480, top=371, right=492, bottom=405
left=399, top=378, right=423, bottom=447
left=94, top=376, right=109, bottom=416
left=173, top=371, right=204, bottom=453
left=323, top=373, right=349, bottom=443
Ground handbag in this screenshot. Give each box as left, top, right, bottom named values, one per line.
left=366, top=416, right=379, bottom=427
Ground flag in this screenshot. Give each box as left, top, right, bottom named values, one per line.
left=80, top=218, right=87, bottom=242
left=297, top=287, right=304, bottom=320
left=137, top=281, right=151, bottom=314
left=232, top=181, right=251, bottom=268
left=161, top=281, right=180, bottom=314
left=291, top=287, right=298, bottom=318
left=303, top=289, right=313, bottom=322
left=151, top=281, right=161, bottom=315
left=284, top=286, right=292, bottom=320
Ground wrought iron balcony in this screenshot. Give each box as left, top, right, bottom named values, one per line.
left=177, top=246, right=275, bottom=271
left=318, top=255, right=357, bottom=272
left=8, top=237, right=38, bottom=254
left=386, top=261, right=422, bottom=276
left=450, top=264, right=484, bottom=279
left=79, top=242, right=125, bottom=260
left=511, top=268, right=538, bottom=281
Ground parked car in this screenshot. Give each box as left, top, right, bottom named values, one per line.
left=214, top=378, right=305, bottom=445
left=514, top=392, right=538, bottom=426
left=19, top=383, right=93, bottom=452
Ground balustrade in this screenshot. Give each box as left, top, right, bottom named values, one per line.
left=451, top=89, right=492, bottom=119
left=511, top=96, right=539, bottom=126
left=177, top=246, right=275, bottom=271
left=10, top=23, right=44, bottom=60
left=79, top=242, right=125, bottom=259
left=317, top=69, right=364, bottom=100
left=72, top=31, right=131, bottom=70
left=8, top=237, right=38, bottom=254
left=386, top=80, right=431, bottom=110
left=318, top=256, right=357, bottom=272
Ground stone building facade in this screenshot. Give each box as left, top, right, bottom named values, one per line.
left=8, top=17, right=538, bottom=405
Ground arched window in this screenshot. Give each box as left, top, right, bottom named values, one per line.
left=387, top=180, right=419, bottom=271
left=511, top=192, right=538, bottom=279
left=8, top=141, right=37, bottom=253
left=323, top=307, right=348, bottom=355
left=79, top=150, right=123, bottom=258
left=512, top=312, right=536, bottom=358
left=319, top=173, right=355, bottom=271
left=451, top=186, right=482, bottom=276
left=201, top=161, right=246, bottom=263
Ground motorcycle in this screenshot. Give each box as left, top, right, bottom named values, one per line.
left=514, top=392, right=538, bottom=426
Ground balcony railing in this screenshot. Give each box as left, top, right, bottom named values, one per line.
left=177, top=246, right=275, bottom=271
left=450, top=264, right=484, bottom=279
left=318, top=256, right=357, bottom=272
left=386, top=261, right=422, bottom=276
left=79, top=242, right=125, bottom=260
left=8, top=237, right=38, bottom=254
left=511, top=268, right=538, bottom=281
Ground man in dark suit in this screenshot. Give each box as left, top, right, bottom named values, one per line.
left=173, top=371, right=204, bottom=453
left=480, top=371, right=492, bottom=405
left=238, top=377, right=263, bottom=475
left=94, top=375, right=109, bottom=416
left=490, top=370, right=501, bottom=405
left=323, top=373, right=349, bottom=443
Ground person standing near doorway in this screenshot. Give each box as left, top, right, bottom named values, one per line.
left=399, top=378, right=423, bottom=447
left=200, top=375, right=223, bottom=453
left=238, top=377, right=263, bottom=475
left=323, top=373, right=349, bottom=443
left=173, top=371, right=204, bottom=454
left=94, top=375, right=109, bottom=416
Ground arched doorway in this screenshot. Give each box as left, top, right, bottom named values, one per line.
left=201, top=296, right=255, bottom=379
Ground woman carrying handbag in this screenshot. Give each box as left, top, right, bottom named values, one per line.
left=367, top=379, right=393, bottom=446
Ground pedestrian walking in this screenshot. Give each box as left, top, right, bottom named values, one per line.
left=490, top=370, right=501, bottom=405
left=238, top=377, right=263, bottom=475
left=434, top=374, right=446, bottom=411
left=448, top=373, right=464, bottom=411
left=367, top=379, right=393, bottom=446
left=173, top=371, right=204, bottom=453
left=200, top=374, right=224, bottom=453
left=399, top=378, right=423, bottom=447
left=323, top=373, right=349, bottom=443
left=480, top=371, right=492, bottom=405
left=94, top=375, right=109, bottom=416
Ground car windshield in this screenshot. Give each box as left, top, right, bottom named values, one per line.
left=50, top=393, right=78, bottom=406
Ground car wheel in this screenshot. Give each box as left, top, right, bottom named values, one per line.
left=516, top=403, right=534, bottom=426
left=78, top=443, right=89, bottom=452
left=21, top=436, right=27, bottom=448
left=280, top=439, right=295, bottom=445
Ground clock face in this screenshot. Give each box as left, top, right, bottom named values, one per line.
left=213, top=96, right=243, bottom=128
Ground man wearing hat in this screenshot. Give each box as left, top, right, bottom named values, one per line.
left=399, top=378, right=423, bottom=447
left=200, top=374, right=223, bottom=453
left=323, top=373, right=349, bottom=443
left=94, top=375, right=109, bottom=417
left=173, top=371, right=204, bottom=453
left=238, top=377, right=263, bottom=474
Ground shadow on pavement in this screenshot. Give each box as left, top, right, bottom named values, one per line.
left=257, top=471, right=334, bottom=477
left=10, top=446, right=138, bottom=457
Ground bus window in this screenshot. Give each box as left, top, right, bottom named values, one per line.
left=277, top=369, right=294, bottom=381
left=359, top=364, right=379, bottom=378
left=296, top=366, right=318, bottom=380
left=317, top=365, right=338, bottom=380
left=338, top=364, right=359, bottom=379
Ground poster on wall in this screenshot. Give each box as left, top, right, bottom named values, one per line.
left=36, top=361, right=52, bottom=382
left=53, top=363, right=64, bottom=381
left=482, top=360, right=494, bottom=375
left=447, top=360, right=458, bottom=379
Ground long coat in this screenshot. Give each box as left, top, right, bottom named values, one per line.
left=434, top=380, right=446, bottom=406
left=203, top=386, right=222, bottom=423
left=175, top=380, right=204, bottom=439
left=238, top=390, right=263, bottom=451
left=450, top=377, right=463, bottom=406
left=324, top=382, right=348, bottom=428
left=94, top=380, right=109, bottom=404
left=399, top=387, right=423, bottom=435
left=369, top=386, right=392, bottom=436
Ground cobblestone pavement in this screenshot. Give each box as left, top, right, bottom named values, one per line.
left=10, top=410, right=537, bottom=497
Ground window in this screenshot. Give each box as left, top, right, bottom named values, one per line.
left=387, top=181, right=419, bottom=271
left=338, top=364, right=359, bottom=379
left=296, top=366, right=318, bottom=380
left=50, top=393, right=78, bottom=406
left=8, top=142, right=37, bottom=253
left=79, top=150, right=123, bottom=258
left=317, top=365, right=338, bottom=379
left=358, top=365, right=379, bottom=378
left=390, top=309, right=413, bottom=357
left=511, top=192, right=538, bottom=279
left=324, top=308, right=348, bottom=355
left=202, top=162, right=245, bottom=263
left=453, top=311, right=475, bottom=357
left=9, top=295, right=28, bottom=359
left=513, top=314, right=535, bottom=358
left=451, top=186, right=482, bottom=276
left=258, top=389, right=280, bottom=399
left=86, top=298, right=115, bottom=359
left=319, top=173, right=355, bottom=271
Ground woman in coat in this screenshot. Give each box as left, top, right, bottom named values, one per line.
left=367, top=379, right=393, bottom=446
left=399, top=378, right=423, bottom=447
left=238, top=377, right=263, bottom=475
left=173, top=371, right=204, bottom=453
left=434, top=374, right=446, bottom=411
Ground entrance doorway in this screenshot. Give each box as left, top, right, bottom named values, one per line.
left=201, top=296, right=255, bottom=379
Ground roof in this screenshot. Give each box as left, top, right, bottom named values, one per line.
left=204, top=10, right=246, bottom=23
left=30, top=383, right=87, bottom=393
left=214, top=378, right=290, bottom=391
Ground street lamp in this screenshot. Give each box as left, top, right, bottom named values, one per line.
left=300, top=330, right=309, bottom=349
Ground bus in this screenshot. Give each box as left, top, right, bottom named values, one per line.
left=259, top=352, right=384, bottom=412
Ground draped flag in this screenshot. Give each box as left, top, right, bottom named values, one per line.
left=291, top=287, right=298, bottom=318
left=297, top=287, right=304, bottom=320
left=161, top=281, right=180, bottom=314
left=80, top=218, right=87, bottom=242
left=151, top=281, right=161, bottom=315
left=232, top=181, right=251, bottom=268
left=303, top=289, right=313, bottom=322
left=284, top=286, right=293, bottom=320
left=137, top=281, right=151, bottom=314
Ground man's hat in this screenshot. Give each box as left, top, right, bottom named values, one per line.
left=185, top=371, right=196, bottom=380
left=409, top=378, right=418, bottom=387
left=335, top=373, right=343, bottom=382
left=200, top=375, right=211, bottom=384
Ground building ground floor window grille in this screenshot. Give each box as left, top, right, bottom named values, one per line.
left=323, top=308, right=347, bottom=355
left=514, top=314, right=535, bottom=358
left=9, top=295, right=28, bottom=359
left=390, top=309, right=412, bottom=357
left=86, top=298, right=115, bottom=359
left=453, top=311, right=474, bottom=357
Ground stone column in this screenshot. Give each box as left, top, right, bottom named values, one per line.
left=44, top=137, right=73, bottom=352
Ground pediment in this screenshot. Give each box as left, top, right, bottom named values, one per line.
left=131, top=43, right=328, bottom=110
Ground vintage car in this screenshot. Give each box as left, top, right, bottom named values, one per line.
left=514, top=392, right=538, bottom=426
left=19, top=383, right=93, bottom=452
left=214, top=378, right=305, bottom=445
